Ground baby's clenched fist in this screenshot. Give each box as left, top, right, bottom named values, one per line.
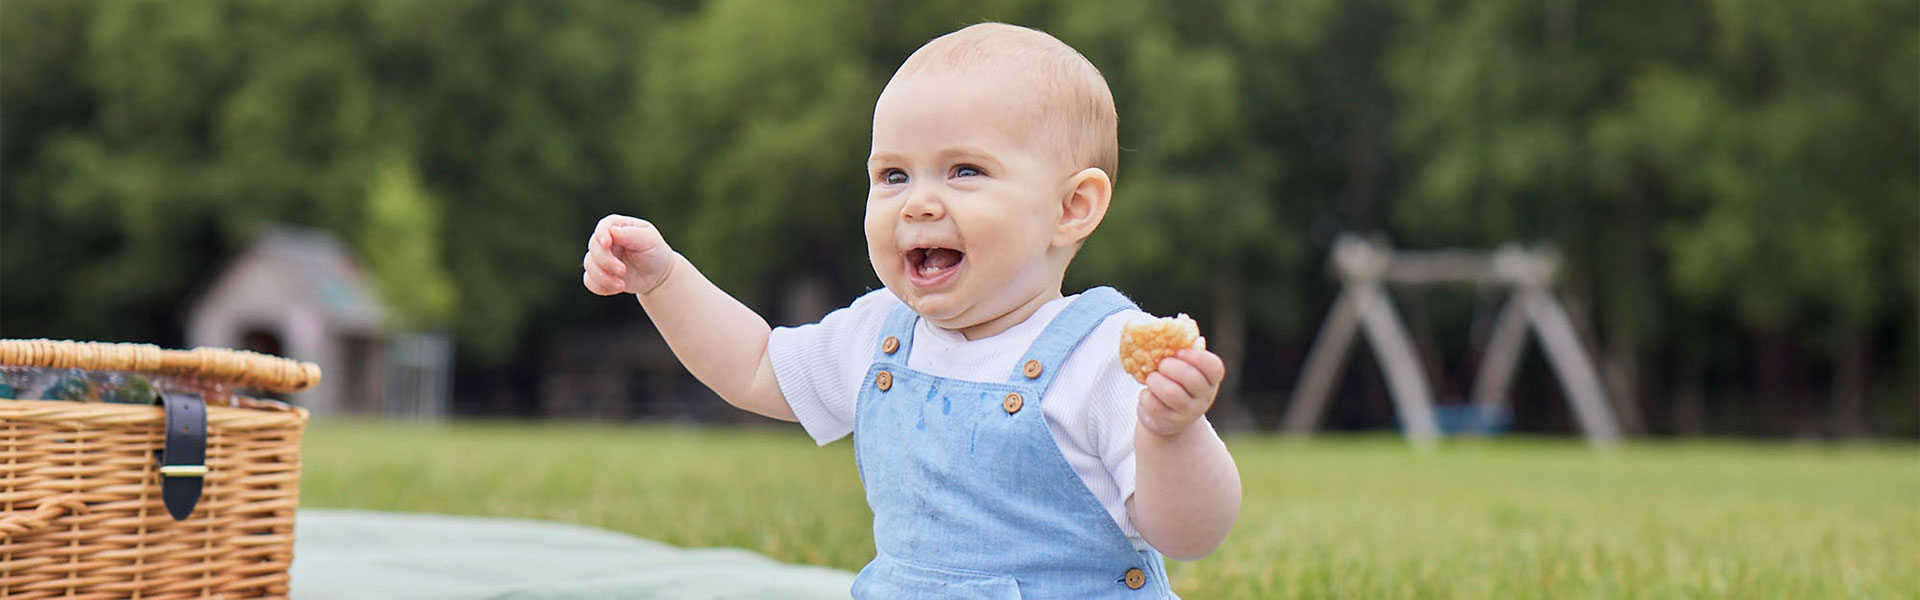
left=1135, top=336, right=1225, bottom=438
left=583, top=215, right=676, bottom=296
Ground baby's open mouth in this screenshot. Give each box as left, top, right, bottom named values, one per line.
left=907, top=247, right=965, bottom=279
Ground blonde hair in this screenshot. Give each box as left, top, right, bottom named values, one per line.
left=894, top=23, right=1119, bottom=178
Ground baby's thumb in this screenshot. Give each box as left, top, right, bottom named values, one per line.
left=608, top=224, right=652, bottom=251
left=611, top=224, right=672, bottom=266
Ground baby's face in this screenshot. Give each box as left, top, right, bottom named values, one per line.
left=866, top=68, right=1076, bottom=337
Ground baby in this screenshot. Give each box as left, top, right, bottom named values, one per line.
left=583, top=23, right=1239, bottom=598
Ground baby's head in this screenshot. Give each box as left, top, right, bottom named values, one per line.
left=865, top=23, right=1118, bottom=339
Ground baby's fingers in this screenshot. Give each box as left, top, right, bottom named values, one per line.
left=1137, top=387, right=1198, bottom=437
left=1143, top=370, right=1204, bottom=413
left=1175, top=339, right=1225, bottom=388
left=1137, top=388, right=1175, bottom=433
left=583, top=268, right=625, bottom=296
left=585, top=247, right=627, bottom=278
left=593, top=215, right=637, bottom=248
left=608, top=221, right=662, bottom=251
left=1154, top=354, right=1215, bottom=400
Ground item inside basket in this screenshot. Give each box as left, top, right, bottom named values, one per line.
left=0, top=365, right=276, bottom=408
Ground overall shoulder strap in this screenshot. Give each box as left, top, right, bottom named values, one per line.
left=1007, top=287, right=1136, bottom=393
left=874, top=297, right=920, bottom=363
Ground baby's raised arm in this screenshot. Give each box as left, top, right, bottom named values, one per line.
left=582, top=215, right=795, bottom=421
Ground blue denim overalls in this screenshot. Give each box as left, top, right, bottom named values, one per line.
left=850, top=287, right=1178, bottom=599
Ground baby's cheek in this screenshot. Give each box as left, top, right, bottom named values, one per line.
left=862, top=215, right=893, bottom=258
left=861, top=212, right=888, bottom=246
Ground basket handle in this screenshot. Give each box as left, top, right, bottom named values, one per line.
left=0, top=493, right=88, bottom=540
left=0, top=340, right=321, bottom=393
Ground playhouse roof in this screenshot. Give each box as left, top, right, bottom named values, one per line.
left=188, top=225, right=388, bottom=333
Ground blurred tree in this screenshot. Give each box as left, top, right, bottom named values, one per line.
left=3, top=0, right=1913, bottom=433
left=4, top=0, right=252, bottom=341
left=2, top=0, right=655, bottom=362
left=1061, top=0, right=1360, bottom=411
left=2, top=0, right=109, bottom=337
left=622, top=0, right=876, bottom=307
left=1389, top=0, right=1917, bottom=434
left=351, top=0, right=654, bottom=360
left=360, top=153, right=458, bottom=329
left=1590, top=0, right=1918, bottom=434
left=1385, top=0, right=1695, bottom=433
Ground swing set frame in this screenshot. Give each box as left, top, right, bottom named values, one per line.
left=1281, top=234, right=1624, bottom=449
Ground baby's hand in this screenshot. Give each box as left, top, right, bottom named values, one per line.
left=1137, top=337, right=1226, bottom=437
left=583, top=214, right=677, bottom=296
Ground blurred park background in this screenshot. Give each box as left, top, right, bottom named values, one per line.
left=4, top=1, right=1917, bottom=597
left=4, top=0, right=1914, bottom=437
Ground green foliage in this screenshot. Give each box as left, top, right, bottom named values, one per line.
left=303, top=422, right=1920, bottom=597
left=2, top=0, right=653, bottom=361
left=360, top=154, right=458, bottom=329
left=1612, top=0, right=1919, bottom=333
left=1388, top=0, right=1687, bottom=350
left=626, top=0, right=876, bottom=300
left=2, top=0, right=1913, bottom=426
left=1383, top=0, right=1915, bottom=425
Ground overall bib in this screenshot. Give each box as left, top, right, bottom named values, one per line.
left=851, top=287, right=1178, bottom=599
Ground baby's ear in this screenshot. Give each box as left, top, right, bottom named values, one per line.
left=1054, top=167, right=1112, bottom=248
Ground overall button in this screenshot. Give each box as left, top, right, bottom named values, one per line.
left=1022, top=359, right=1043, bottom=379
left=876, top=371, right=893, bottom=391
left=1124, top=567, right=1146, bottom=590
left=1002, top=393, right=1023, bottom=414
left=881, top=336, right=900, bottom=354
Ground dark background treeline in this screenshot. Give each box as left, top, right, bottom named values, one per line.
left=3, top=0, right=1914, bottom=436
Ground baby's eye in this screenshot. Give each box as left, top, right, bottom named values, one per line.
left=880, top=169, right=908, bottom=185
left=952, top=165, right=983, bottom=178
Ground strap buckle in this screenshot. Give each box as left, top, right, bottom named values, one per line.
left=155, top=393, right=208, bottom=521
left=159, top=464, right=208, bottom=478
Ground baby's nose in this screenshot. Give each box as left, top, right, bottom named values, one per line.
left=900, top=188, right=945, bottom=221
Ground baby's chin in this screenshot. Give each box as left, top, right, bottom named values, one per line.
left=875, top=261, right=1054, bottom=335
left=893, top=285, right=1052, bottom=340
left=887, top=284, right=965, bottom=321
left=878, top=280, right=976, bottom=325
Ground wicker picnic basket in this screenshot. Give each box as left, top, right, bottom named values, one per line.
left=0, top=339, right=320, bottom=599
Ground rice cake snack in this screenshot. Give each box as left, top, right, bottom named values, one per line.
left=1119, top=313, right=1200, bottom=383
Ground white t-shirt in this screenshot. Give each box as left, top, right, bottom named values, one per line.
left=769, top=289, right=1156, bottom=544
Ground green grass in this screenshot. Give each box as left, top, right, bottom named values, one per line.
left=300, top=421, right=1920, bottom=598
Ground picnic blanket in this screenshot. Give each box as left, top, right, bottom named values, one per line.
left=289, top=509, right=855, bottom=599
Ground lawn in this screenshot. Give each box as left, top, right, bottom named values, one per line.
left=300, top=421, right=1919, bottom=598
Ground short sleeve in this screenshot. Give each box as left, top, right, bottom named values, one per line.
left=1086, top=312, right=1149, bottom=514
left=768, top=289, right=896, bottom=445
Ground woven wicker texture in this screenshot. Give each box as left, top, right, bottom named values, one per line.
left=2, top=341, right=311, bottom=599
left=0, top=340, right=321, bottom=393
